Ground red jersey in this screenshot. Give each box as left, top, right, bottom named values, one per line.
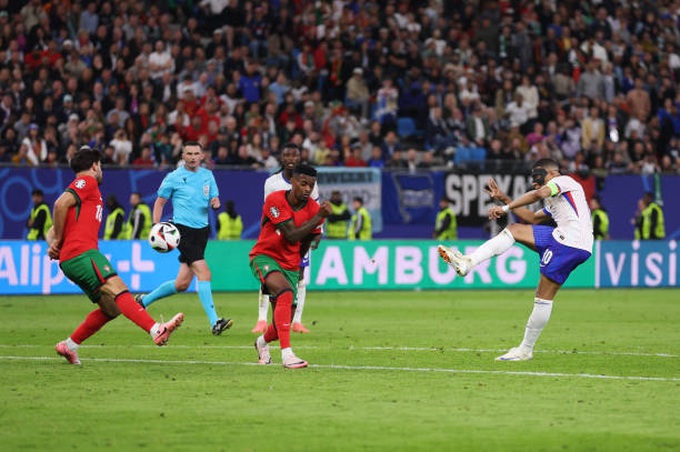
left=249, top=190, right=323, bottom=270
left=59, top=175, right=104, bottom=262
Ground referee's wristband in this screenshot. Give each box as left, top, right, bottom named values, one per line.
left=501, top=204, right=511, bottom=213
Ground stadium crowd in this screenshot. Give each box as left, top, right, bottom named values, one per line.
left=0, top=0, right=679, bottom=175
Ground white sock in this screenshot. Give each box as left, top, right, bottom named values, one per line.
left=519, top=298, right=553, bottom=352
left=281, top=347, right=294, bottom=361
left=292, top=280, right=306, bottom=323
left=65, top=337, right=79, bottom=351
left=149, top=323, right=161, bottom=338
left=469, top=228, right=515, bottom=267
left=258, top=289, right=269, bottom=322
left=256, top=335, right=267, bottom=347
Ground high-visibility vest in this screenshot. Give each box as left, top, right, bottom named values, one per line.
left=326, top=203, right=349, bottom=239
left=104, top=206, right=129, bottom=239
left=217, top=212, right=243, bottom=240
left=636, top=202, right=665, bottom=240
left=349, top=206, right=372, bottom=240
left=591, top=208, right=609, bottom=240
left=435, top=207, right=458, bottom=240
left=27, top=203, right=52, bottom=240
left=126, top=203, right=152, bottom=239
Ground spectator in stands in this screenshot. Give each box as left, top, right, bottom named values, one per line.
left=345, top=68, right=370, bottom=121
left=367, top=146, right=387, bottom=169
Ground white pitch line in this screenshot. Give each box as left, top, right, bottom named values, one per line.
left=1, top=355, right=678, bottom=382
left=0, top=344, right=676, bottom=358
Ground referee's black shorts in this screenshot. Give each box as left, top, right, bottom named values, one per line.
left=175, top=224, right=210, bottom=265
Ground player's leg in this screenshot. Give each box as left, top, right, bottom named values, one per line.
left=101, top=276, right=184, bottom=346
left=55, top=251, right=118, bottom=364
left=250, top=255, right=306, bottom=368
left=496, top=227, right=591, bottom=362
left=439, top=224, right=533, bottom=276
left=56, top=307, right=115, bottom=365
left=138, top=264, right=186, bottom=308
left=292, top=265, right=310, bottom=333
left=496, top=275, right=560, bottom=362
left=252, top=287, right=269, bottom=333
left=191, top=259, right=233, bottom=334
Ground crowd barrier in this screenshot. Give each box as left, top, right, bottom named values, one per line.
left=1, top=239, right=676, bottom=295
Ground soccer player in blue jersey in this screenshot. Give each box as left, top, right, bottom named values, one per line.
left=136, top=142, right=233, bottom=335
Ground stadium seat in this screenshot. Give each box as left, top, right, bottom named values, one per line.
left=397, top=117, right=424, bottom=142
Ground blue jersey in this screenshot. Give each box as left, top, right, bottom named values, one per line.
left=157, top=166, right=219, bottom=228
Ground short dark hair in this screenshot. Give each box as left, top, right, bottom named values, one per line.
left=184, top=141, right=203, bottom=150
left=282, top=142, right=301, bottom=152
left=293, top=163, right=317, bottom=178
left=70, top=146, right=101, bottom=173
left=532, top=158, right=559, bottom=172
left=353, top=196, right=364, bottom=204
left=32, top=189, right=44, bottom=196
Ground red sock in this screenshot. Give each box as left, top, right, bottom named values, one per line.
left=116, top=291, right=156, bottom=332
left=71, top=308, right=113, bottom=344
left=263, top=322, right=278, bottom=343
left=273, top=289, right=293, bottom=349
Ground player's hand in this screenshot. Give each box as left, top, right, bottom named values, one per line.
left=318, top=201, right=333, bottom=218
left=47, top=242, right=61, bottom=260
left=210, top=198, right=221, bottom=210
left=484, top=178, right=507, bottom=203
left=310, top=234, right=322, bottom=250
left=488, top=205, right=506, bottom=220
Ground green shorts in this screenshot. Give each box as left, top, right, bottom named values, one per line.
left=250, top=254, right=299, bottom=304
left=60, top=250, right=118, bottom=303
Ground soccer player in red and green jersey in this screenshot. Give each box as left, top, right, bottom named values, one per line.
left=250, top=164, right=332, bottom=369
left=48, top=146, right=184, bottom=365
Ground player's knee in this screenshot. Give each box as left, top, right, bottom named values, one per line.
left=175, top=280, right=190, bottom=292
left=271, top=288, right=294, bottom=305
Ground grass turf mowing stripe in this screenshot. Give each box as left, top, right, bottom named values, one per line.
left=0, top=343, right=676, bottom=358
left=3, top=355, right=680, bottom=382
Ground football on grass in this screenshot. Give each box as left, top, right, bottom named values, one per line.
left=148, top=222, right=181, bottom=253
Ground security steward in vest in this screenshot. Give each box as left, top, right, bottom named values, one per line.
left=217, top=200, right=243, bottom=240
left=433, top=197, right=458, bottom=240
left=104, top=193, right=129, bottom=239
left=635, top=192, right=665, bottom=240
left=326, top=190, right=351, bottom=239
left=590, top=194, right=609, bottom=240
left=26, top=189, right=53, bottom=240
left=349, top=196, right=372, bottom=240
left=127, top=191, right=152, bottom=239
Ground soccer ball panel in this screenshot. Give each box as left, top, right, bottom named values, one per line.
left=148, top=222, right=181, bottom=253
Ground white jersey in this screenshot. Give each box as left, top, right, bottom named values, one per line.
left=542, top=175, right=593, bottom=253
left=264, top=171, right=320, bottom=201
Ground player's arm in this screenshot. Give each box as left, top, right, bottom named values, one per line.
left=277, top=201, right=332, bottom=243
left=152, top=197, right=167, bottom=223
left=48, top=191, right=77, bottom=259
left=489, top=184, right=553, bottom=224
left=299, top=232, right=320, bottom=257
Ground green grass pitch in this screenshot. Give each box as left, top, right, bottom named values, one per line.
left=1, top=289, right=679, bottom=451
